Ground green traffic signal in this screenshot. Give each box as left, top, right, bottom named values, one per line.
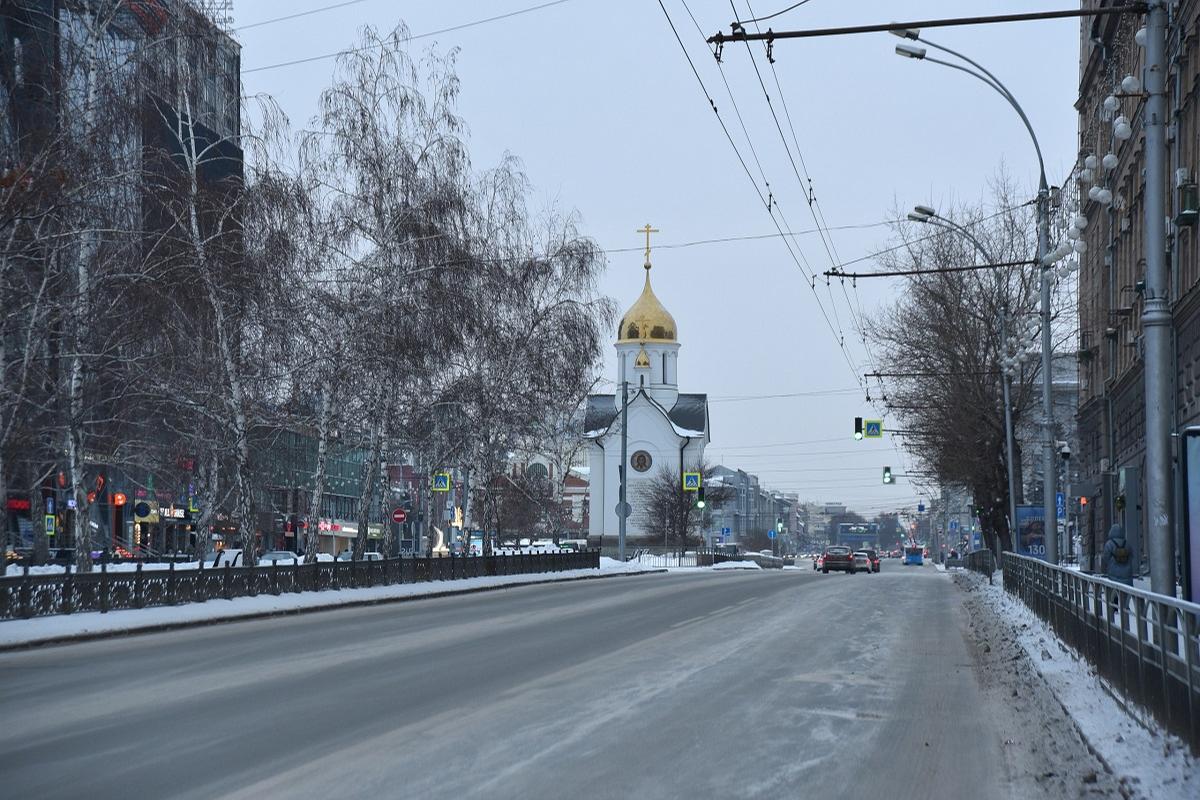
left=854, top=416, right=864, bottom=440
left=696, top=486, right=706, bottom=508
left=882, top=466, right=894, bottom=484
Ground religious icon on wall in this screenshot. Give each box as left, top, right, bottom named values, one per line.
left=630, top=450, right=653, bottom=472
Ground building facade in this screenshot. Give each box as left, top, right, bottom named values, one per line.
left=1076, top=1, right=1200, bottom=573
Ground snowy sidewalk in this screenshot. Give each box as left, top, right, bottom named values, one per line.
left=954, top=570, right=1196, bottom=800
left=0, top=557, right=663, bottom=650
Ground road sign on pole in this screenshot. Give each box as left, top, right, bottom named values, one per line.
left=682, top=472, right=701, bottom=491
left=1056, top=492, right=1066, bottom=519
left=615, top=502, right=633, bottom=519
left=432, top=472, right=451, bottom=492
left=722, top=527, right=730, bottom=536
left=391, top=508, right=407, bottom=524
left=863, top=420, right=883, bottom=438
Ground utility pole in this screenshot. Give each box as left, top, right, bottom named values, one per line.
left=1038, top=180, right=1057, bottom=564
left=1000, top=310, right=1018, bottom=557
left=1143, top=2, right=1176, bottom=594
left=618, top=379, right=628, bottom=562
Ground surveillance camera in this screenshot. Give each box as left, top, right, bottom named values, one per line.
left=1059, top=443, right=1071, bottom=460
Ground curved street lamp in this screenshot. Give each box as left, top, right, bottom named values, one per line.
left=893, top=30, right=1058, bottom=563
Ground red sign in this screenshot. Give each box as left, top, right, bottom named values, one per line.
left=112, top=492, right=127, bottom=507
left=6, top=497, right=31, bottom=511
left=391, top=508, right=408, bottom=524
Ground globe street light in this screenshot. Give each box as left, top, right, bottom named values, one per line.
left=908, top=206, right=1018, bottom=554
left=892, top=30, right=1058, bottom=563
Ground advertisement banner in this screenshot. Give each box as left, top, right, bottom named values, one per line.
left=1015, top=505, right=1047, bottom=559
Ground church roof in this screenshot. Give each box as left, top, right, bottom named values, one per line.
left=583, top=392, right=708, bottom=438
left=617, top=266, right=676, bottom=343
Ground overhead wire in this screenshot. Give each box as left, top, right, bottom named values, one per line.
left=241, top=0, right=578, bottom=74
left=667, top=0, right=864, bottom=392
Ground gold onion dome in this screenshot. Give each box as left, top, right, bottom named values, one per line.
left=618, top=265, right=677, bottom=343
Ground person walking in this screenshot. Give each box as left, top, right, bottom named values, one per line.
left=1101, top=523, right=1134, bottom=587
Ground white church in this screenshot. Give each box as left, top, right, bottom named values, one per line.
left=584, top=229, right=709, bottom=544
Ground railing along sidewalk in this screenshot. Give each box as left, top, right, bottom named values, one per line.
left=0, top=550, right=601, bottom=623
left=1000, top=551, right=1200, bottom=754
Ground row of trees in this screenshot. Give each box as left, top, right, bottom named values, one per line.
left=1, top=7, right=612, bottom=568
left=865, top=177, right=1077, bottom=554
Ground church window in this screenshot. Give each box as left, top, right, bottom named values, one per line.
left=525, top=463, right=549, bottom=481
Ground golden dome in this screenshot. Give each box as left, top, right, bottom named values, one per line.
left=618, top=267, right=677, bottom=343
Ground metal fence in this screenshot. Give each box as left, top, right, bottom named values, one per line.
left=963, top=549, right=996, bottom=581
left=1002, top=552, right=1200, bottom=753
left=0, top=550, right=600, bottom=622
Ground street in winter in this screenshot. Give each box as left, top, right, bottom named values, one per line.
left=2, top=1, right=1199, bottom=799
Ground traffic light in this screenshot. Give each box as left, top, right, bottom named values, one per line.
left=854, top=417, right=864, bottom=440
left=696, top=486, right=706, bottom=509
left=882, top=466, right=894, bottom=484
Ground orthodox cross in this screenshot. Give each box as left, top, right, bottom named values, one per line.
left=637, top=223, right=659, bottom=269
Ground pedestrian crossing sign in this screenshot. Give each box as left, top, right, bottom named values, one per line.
left=682, top=472, right=701, bottom=491
left=864, top=420, right=883, bottom=438
left=432, top=472, right=451, bottom=492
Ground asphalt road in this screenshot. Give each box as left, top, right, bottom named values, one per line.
left=0, top=562, right=1110, bottom=799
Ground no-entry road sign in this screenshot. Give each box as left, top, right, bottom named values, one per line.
left=391, top=508, right=408, bottom=524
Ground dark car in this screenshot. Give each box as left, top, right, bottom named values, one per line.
left=861, top=548, right=881, bottom=572
left=821, top=545, right=854, bottom=574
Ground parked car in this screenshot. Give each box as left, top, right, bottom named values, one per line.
left=861, top=548, right=881, bottom=572
left=336, top=550, right=384, bottom=561
left=821, top=545, right=854, bottom=574
left=205, top=549, right=242, bottom=567
left=852, top=551, right=872, bottom=573
left=258, top=550, right=300, bottom=566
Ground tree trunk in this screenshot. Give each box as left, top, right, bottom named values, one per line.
left=306, top=377, right=333, bottom=563
left=353, top=389, right=385, bottom=559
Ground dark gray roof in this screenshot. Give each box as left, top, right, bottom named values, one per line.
left=668, top=393, right=707, bottom=433
left=583, top=392, right=708, bottom=437
left=584, top=395, right=617, bottom=433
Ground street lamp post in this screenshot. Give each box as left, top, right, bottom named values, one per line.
left=894, top=31, right=1058, bottom=563
left=908, top=206, right=1017, bottom=556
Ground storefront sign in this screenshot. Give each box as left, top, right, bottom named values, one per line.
left=158, top=506, right=185, bottom=519
left=6, top=497, right=31, bottom=511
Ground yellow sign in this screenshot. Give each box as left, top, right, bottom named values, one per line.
left=432, top=472, right=451, bottom=492
left=682, top=472, right=701, bottom=491
left=44, top=514, right=56, bottom=536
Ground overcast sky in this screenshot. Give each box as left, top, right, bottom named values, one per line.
left=237, top=0, right=1080, bottom=516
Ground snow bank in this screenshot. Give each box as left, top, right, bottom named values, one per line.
left=711, top=560, right=762, bottom=571
left=0, top=560, right=666, bottom=649
left=955, top=570, right=1196, bottom=800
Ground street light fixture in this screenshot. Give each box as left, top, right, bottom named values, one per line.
left=891, top=32, right=1058, bottom=564
left=895, top=43, right=927, bottom=59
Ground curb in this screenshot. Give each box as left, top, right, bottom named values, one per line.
left=0, top=568, right=669, bottom=652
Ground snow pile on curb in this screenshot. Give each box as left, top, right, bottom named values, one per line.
left=711, top=560, right=762, bottom=571
left=0, top=560, right=664, bottom=649
left=955, top=570, right=1196, bottom=800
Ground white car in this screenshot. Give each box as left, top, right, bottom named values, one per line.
left=205, top=549, right=243, bottom=567
left=851, top=551, right=872, bottom=574
left=336, top=550, right=384, bottom=561
left=258, top=550, right=300, bottom=565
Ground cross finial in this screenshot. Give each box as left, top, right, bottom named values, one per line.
left=637, top=222, right=659, bottom=270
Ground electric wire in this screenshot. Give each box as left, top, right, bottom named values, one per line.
left=732, top=0, right=816, bottom=26
left=666, top=0, right=863, bottom=391
left=242, top=0, right=578, bottom=74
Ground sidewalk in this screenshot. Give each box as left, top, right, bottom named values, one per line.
left=0, top=557, right=663, bottom=651
left=954, top=570, right=1196, bottom=800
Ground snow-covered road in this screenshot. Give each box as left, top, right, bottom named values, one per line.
left=0, top=562, right=1131, bottom=799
